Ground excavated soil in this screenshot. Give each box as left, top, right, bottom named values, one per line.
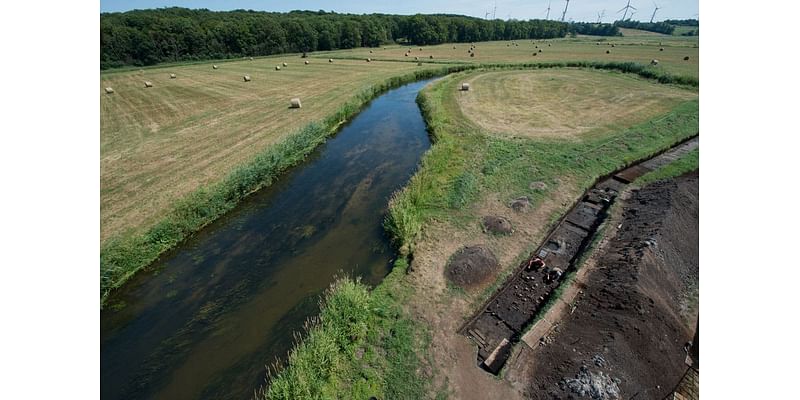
left=445, top=245, right=501, bottom=289
left=523, top=171, right=699, bottom=399
left=482, top=216, right=514, bottom=235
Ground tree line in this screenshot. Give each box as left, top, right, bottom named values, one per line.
left=613, top=20, right=676, bottom=35
left=101, top=8, right=571, bottom=69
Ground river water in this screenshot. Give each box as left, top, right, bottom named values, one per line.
left=100, top=79, right=434, bottom=400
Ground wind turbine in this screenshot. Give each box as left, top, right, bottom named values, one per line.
left=485, top=10, right=491, bottom=19
left=545, top=0, right=552, bottom=20
left=561, top=0, right=570, bottom=22
left=628, top=9, right=637, bottom=21
left=650, top=2, right=661, bottom=23
left=618, top=0, right=637, bottom=21
left=597, top=9, right=606, bottom=23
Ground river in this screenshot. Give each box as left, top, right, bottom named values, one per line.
left=100, top=79, right=434, bottom=400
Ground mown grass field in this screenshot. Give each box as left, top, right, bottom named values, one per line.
left=456, top=69, right=696, bottom=139
left=101, top=57, right=433, bottom=244
left=319, top=34, right=698, bottom=78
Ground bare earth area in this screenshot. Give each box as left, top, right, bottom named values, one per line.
left=508, top=171, right=699, bottom=399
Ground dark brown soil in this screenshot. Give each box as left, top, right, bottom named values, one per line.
left=482, top=216, right=513, bottom=235
left=524, top=171, right=699, bottom=400
left=445, top=245, right=500, bottom=289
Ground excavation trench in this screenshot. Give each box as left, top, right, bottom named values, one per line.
left=100, top=79, right=434, bottom=400
left=459, top=136, right=699, bottom=375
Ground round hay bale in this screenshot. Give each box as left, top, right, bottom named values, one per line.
left=366, top=58, right=371, bottom=62
left=304, top=60, right=310, bottom=65
left=249, top=57, right=254, bottom=61
left=414, top=56, right=419, bottom=60
left=405, top=53, right=409, bottom=56
left=282, top=62, right=288, bottom=67
left=510, top=196, right=531, bottom=212
left=533, top=52, right=537, bottom=56
left=445, top=246, right=499, bottom=288
left=606, top=50, right=610, bottom=54
left=212, top=65, right=218, bottom=69
left=482, top=216, right=513, bottom=235
left=611, top=44, right=615, bottom=48
left=275, top=65, right=281, bottom=70
left=453, top=46, right=457, bottom=49
left=470, top=52, right=475, bottom=57
left=369, top=50, right=373, bottom=53
left=104, top=87, right=114, bottom=94
left=417, top=62, right=423, bottom=66
left=290, top=98, right=302, bottom=108
left=539, top=49, right=542, bottom=53
left=429, top=55, right=434, bottom=59
left=683, top=56, right=690, bottom=61
left=144, top=81, right=153, bottom=88
left=659, top=47, right=664, bottom=51
left=419, top=47, right=423, bottom=51
left=170, top=73, right=176, bottom=79
left=328, top=58, right=333, bottom=63
left=529, top=181, right=548, bottom=191
left=650, top=59, right=659, bottom=65
left=548, top=43, right=551, bottom=47
left=243, top=75, right=251, bottom=82
left=596, top=42, right=600, bottom=45
left=461, top=82, right=470, bottom=91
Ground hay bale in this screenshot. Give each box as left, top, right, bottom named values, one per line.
left=249, top=57, right=254, bottom=61
left=144, top=81, right=153, bottom=88
left=596, top=42, right=600, bottom=45
left=290, top=98, right=302, bottom=108
left=539, top=49, right=542, bottom=53
left=461, top=82, right=470, bottom=91
left=470, top=52, right=475, bottom=57
left=445, top=246, right=499, bottom=289
left=417, top=62, right=423, bottom=66
left=548, top=43, right=551, bottom=47
left=243, top=75, right=251, bottom=82
left=453, top=46, right=457, bottom=49
left=606, top=50, right=611, bottom=54
left=328, top=58, right=333, bottom=63
left=369, top=50, right=373, bottom=53
left=482, top=216, right=513, bottom=235
left=660, top=47, right=664, bottom=51
left=282, top=62, right=288, bottom=67
left=533, top=52, right=537, bottom=56
left=414, top=56, right=419, bottom=60
left=650, top=59, right=659, bottom=65
left=405, top=53, right=409, bottom=56
left=212, top=65, right=218, bottom=69
left=366, top=58, right=371, bottom=62
left=304, top=60, right=310, bottom=65
left=419, top=47, right=423, bottom=51
left=275, top=65, right=281, bottom=70
left=104, top=87, right=114, bottom=94
left=684, top=56, right=690, bottom=61
left=611, top=44, right=615, bottom=47
left=429, top=55, right=434, bottom=59
left=169, top=73, right=176, bottom=79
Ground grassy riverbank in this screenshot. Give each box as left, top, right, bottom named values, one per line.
left=260, top=65, right=698, bottom=398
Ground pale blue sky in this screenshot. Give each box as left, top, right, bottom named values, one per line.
left=100, top=0, right=699, bottom=22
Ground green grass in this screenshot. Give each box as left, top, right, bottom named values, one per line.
left=261, top=259, right=430, bottom=400
left=385, top=67, right=698, bottom=250
left=100, top=65, right=471, bottom=304
left=636, top=148, right=699, bottom=185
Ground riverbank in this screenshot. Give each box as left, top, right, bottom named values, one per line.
left=262, top=65, right=698, bottom=398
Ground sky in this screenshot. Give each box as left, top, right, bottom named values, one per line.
left=100, top=0, right=699, bottom=22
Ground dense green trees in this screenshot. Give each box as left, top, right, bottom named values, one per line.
left=613, top=20, right=676, bottom=35
left=100, top=8, right=569, bottom=69
left=569, top=23, right=620, bottom=36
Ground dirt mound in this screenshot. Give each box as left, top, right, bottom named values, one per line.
left=524, top=171, right=699, bottom=399
left=529, top=181, right=548, bottom=191
left=482, top=216, right=513, bottom=235
left=510, top=196, right=531, bottom=212
left=445, top=246, right=500, bottom=289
